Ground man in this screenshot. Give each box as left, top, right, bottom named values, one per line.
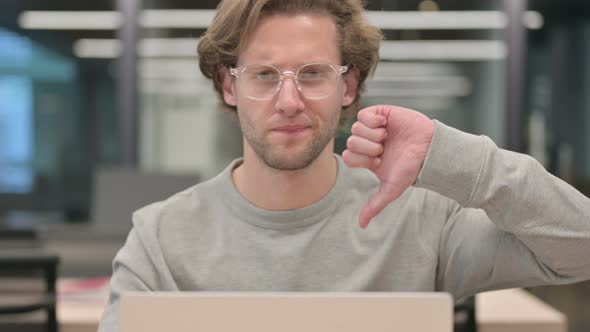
left=98, top=0, right=590, bottom=330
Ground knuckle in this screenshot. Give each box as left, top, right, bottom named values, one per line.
left=371, top=143, right=383, bottom=156
left=346, top=136, right=355, bottom=149
left=342, top=150, right=351, bottom=162
left=360, top=110, right=373, bottom=123
left=372, top=116, right=383, bottom=127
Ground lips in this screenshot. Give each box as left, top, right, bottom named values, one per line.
left=272, top=125, right=310, bottom=132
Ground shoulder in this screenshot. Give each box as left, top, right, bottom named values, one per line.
left=130, top=173, right=226, bottom=238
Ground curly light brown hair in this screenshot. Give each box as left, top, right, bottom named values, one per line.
left=197, top=0, right=382, bottom=128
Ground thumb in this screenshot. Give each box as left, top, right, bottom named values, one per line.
left=358, top=182, right=405, bottom=229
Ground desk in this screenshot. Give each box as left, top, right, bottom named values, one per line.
left=477, top=288, right=567, bottom=332
left=57, top=278, right=109, bottom=332
left=55, top=284, right=566, bottom=332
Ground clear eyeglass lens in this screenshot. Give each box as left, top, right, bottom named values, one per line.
left=240, top=65, right=281, bottom=100
left=238, top=64, right=339, bottom=100
left=297, top=64, right=337, bottom=99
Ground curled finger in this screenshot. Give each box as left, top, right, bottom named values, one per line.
left=346, top=135, right=384, bottom=157
left=351, top=121, right=388, bottom=143
left=342, top=150, right=381, bottom=169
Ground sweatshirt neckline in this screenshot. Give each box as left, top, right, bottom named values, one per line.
left=219, top=154, right=349, bottom=230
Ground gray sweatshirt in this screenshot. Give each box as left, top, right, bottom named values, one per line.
left=98, top=121, right=590, bottom=331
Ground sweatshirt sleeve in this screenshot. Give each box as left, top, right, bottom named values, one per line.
left=98, top=210, right=178, bottom=332
left=414, top=121, right=590, bottom=301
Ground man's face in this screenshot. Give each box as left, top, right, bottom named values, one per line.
left=222, top=13, right=357, bottom=171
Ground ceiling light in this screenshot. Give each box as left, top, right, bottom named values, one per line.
left=72, top=38, right=199, bottom=58
left=19, top=11, right=122, bottom=30
left=366, top=11, right=507, bottom=30
left=522, top=11, right=544, bottom=30
left=365, top=86, right=470, bottom=97
left=138, top=38, right=199, bottom=57
left=19, top=10, right=543, bottom=31
left=418, top=1, right=440, bottom=12
left=140, top=10, right=215, bottom=29
left=73, top=39, right=122, bottom=58
left=379, top=40, right=507, bottom=61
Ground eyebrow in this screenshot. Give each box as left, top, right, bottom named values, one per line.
left=242, top=60, right=336, bottom=69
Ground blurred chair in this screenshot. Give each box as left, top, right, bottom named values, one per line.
left=0, top=227, right=60, bottom=332
left=90, top=167, right=199, bottom=238
left=454, top=296, right=477, bottom=332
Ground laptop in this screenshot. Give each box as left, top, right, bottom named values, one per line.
left=121, top=292, right=453, bottom=332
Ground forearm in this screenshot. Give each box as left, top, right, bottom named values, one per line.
left=416, top=121, right=590, bottom=278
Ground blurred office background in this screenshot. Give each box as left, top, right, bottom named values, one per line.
left=0, top=0, right=589, bottom=331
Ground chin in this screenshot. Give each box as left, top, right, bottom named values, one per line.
left=262, top=149, right=319, bottom=171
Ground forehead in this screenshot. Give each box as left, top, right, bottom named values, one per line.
left=238, top=13, right=341, bottom=67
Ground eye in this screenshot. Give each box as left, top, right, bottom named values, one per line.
left=254, top=69, right=279, bottom=80
left=300, top=70, right=322, bottom=79
left=299, top=65, right=331, bottom=81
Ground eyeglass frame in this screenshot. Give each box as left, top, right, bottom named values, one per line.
left=228, top=63, right=349, bottom=101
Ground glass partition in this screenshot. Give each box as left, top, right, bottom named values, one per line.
left=0, top=2, right=117, bottom=220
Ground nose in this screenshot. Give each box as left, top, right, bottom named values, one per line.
left=274, top=76, right=304, bottom=116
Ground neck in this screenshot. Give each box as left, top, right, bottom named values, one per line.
left=232, top=142, right=338, bottom=211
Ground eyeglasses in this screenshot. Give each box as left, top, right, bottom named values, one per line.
left=229, top=63, right=349, bottom=101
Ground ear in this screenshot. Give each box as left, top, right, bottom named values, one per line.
left=341, top=65, right=360, bottom=107
left=219, top=66, right=237, bottom=106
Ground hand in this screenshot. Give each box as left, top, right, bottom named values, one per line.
left=342, top=105, right=436, bottom=229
